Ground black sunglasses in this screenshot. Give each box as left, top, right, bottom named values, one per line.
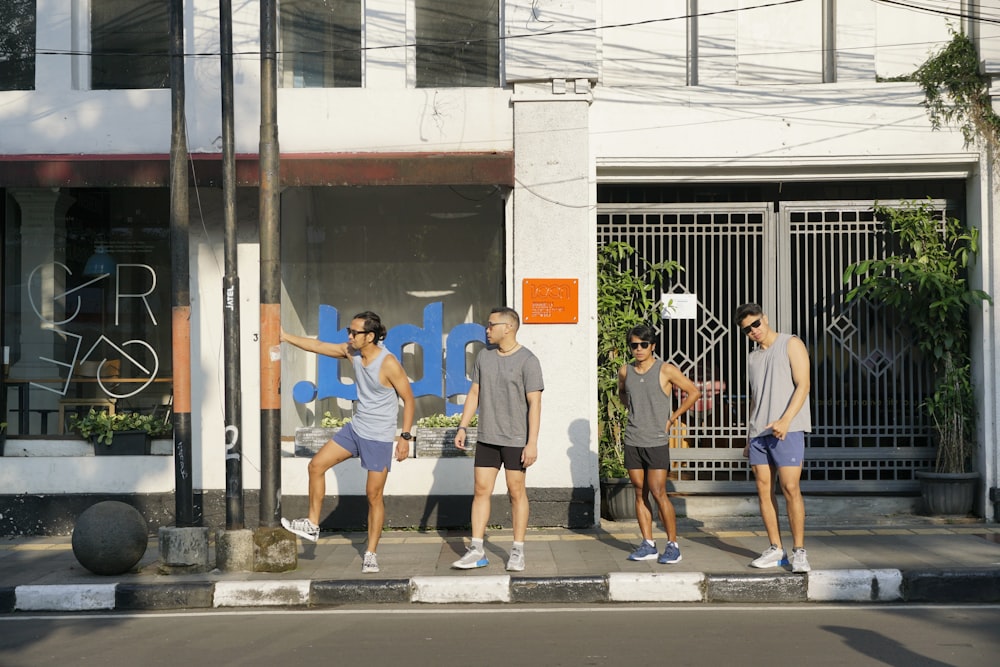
left=741, top=318, right=762, bottom=335
left=346, top=328, right=369, bottom=338
left=628, top=341, right=652, bottom=350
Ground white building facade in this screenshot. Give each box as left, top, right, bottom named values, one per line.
left=1, top=0, right=998, bottom=533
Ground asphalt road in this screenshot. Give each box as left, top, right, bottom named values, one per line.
left=1, top=604, right=998, bottom=666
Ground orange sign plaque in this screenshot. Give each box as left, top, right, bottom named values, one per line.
left=522, top=278, right=579, bottom=324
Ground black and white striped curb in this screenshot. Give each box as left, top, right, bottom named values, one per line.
left=2, top=569, right=998, bottom=611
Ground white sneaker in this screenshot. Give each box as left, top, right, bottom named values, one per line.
left=362, top=551, right=379, bottom=573
left=791, top=548, right=811, bottom=573
left=506, top=550, right=525, bottom=572
left=452, top=545, right=488, bottom=569
left=750, top=545, right=788, bottom=568
left=281, top=517, right=319, bottom=542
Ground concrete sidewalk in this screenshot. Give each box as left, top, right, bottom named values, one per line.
left=2, top=517, right=1000, bottom=612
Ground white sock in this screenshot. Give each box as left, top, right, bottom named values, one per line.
left=471, top=537, right=484, bottom=551
left=644, top=539, right=655, bottom=547
left=511, top=541, right=524, bottom=554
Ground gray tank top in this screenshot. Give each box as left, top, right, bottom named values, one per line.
left=351, top=347, right=398, bottom=442
left=747, top=333, right=812, bottom=437
left=623, top=359, right=672, bottom=449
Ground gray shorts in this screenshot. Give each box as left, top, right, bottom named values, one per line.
left=748, top=431, right=805, bottom=468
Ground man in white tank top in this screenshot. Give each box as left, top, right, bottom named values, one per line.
left=736, top=303, right=812, bottom=574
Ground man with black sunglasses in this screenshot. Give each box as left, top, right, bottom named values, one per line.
left=735, top=303, right=812, bottom=574
left=278, top=311, right=415, bottom=575
left=617, top=324, right=701, bottom=564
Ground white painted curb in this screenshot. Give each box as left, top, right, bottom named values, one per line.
left=16, top=584, right=116, bottom=611
left=807, top=569, right=903, bottom=602
left=411, top=575, right=511, bottom=603
left=213, top=580, right=311, bottom=607
left=608, top=572, right=705, bottom=602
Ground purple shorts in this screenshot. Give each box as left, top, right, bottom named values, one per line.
left=332, top=422, right=393, bottom=472
left=748, top=431, right=805, bottom=468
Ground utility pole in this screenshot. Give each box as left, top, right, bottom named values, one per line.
left=219, top=0, right=245, bottom=531
left=255, top=0, right=294, bottom=571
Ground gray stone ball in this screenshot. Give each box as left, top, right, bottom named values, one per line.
left=72, top=501, right=149, bottom=575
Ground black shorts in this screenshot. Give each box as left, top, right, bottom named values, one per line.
left=474, top=441, right=526, bottom=471
left=624, top=443, right=671, bottom=471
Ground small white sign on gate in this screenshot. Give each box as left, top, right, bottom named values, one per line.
left=661, top=293, right=697, bottom=320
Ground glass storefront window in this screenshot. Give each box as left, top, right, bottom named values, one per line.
left=280, top=185, right=505, bottom=430
left=2, top=188, right=173, bottom=437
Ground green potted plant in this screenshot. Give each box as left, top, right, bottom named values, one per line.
left=68, top=408, right=172, bottom=455
left=843, top=200, right=991, bottom=514
left=414, top=413, right=478, bottom=458
left=597, top=241, right=681, bottom=519
left=293, top=411, right=351, bottom=457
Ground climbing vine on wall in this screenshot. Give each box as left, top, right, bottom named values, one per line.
left=914, top=30, right=1000, bottom=156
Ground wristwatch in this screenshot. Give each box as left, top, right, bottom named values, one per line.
left=400, top=432, right=413, bottom=441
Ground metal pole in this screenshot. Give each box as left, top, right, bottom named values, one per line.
left=220, top=0, right=244, bottom=530
left=170, top=0, right=195, bottom=527
left=258, top=0, right=282, bottom=529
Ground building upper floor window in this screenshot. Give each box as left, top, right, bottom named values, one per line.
left=0, top=0, right=35, bottom=91
left=416, top=0, right=499, bottom=88
left=91, top=0, right=169, bottom=90
left=279, top=0, right=362, bottom=88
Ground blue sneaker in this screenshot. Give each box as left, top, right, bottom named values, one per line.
left=627, top=542, right=658, bottom=561
left=658, top=541, right=682, bottom=564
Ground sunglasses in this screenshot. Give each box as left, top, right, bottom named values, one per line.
left=741, top=318, right=762, bottom=335
left=346, top=328, right=369, bottom=338
left=628, top=341, right=652, bottom=350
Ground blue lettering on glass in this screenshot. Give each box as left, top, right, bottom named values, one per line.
left=291, top=302, right=486, bottom=415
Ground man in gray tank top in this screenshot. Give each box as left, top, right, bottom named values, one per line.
left=279, top=311, right=415, bottom=575
left=736, top=303, right=812, bottom=574
left=617, top=324, right=701, bottom=564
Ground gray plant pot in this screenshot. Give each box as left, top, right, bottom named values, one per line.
left=915, top=471, right=979, bottom=516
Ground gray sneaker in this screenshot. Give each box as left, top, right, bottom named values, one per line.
left=452, top=545, right=488, bottom=569
left=362, top=551, right=379, bottom=573
left=791, top=548, right=811, bottom=573
left=506, top=550, right=525, bottom=572
left=281, top=517, right=319, bottom=542
left=750, top=545, right=788, bottom=568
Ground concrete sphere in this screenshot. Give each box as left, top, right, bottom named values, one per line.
left=72, top=501, right=149, bottom=575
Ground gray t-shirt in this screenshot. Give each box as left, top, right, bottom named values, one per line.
left=471, top=346, right=544, bottom=447
left=747, top=332, right=812, bottom=437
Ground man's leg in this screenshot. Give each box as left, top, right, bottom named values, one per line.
left=505, top=469, right=529, bottom=543
left=306, top=439, right=353, bottom=524
left=628, top=468, right=655, bottom=541
left=778, top=465, right=805, bottom=548
left=753, top=463, right=782, bottom=548
left=645, top=468, right=677, bottom=542
left=365, top=469, right=390, bottom=553
left=470, top=466, right=500, bottom=539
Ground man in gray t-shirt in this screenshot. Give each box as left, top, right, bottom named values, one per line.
left=453, top=307, right=543, bottom=572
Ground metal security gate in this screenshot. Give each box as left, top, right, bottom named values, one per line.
left=597, top=198, right=951, bottom=494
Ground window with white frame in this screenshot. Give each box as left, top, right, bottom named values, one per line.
left=91, top=0, right=169, bottom=90
left=0, top=0, right=35, bottom=90
left=415, top=0, right=499, bottom=88
left=279, top=0, right=362, bottom=88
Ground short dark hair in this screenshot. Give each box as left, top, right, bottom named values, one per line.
left=627, top=324, right=657, bottom=344
left=352, top=311, right=387, bottom=342
left=491, top=306, right=520, bottom=330
left=735, top=303, right=763, bottom=324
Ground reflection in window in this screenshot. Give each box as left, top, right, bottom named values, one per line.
left=0, top=0, right=36, bottom=91
left=2, top=188, right=173, bottom=436
left=416, top=0, right=499, bottom=88
left=280, top=0, right=362, bottom=88
left=91, top=0, right=169, bottom=90
left=280, top=185, right=505, bottom=430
